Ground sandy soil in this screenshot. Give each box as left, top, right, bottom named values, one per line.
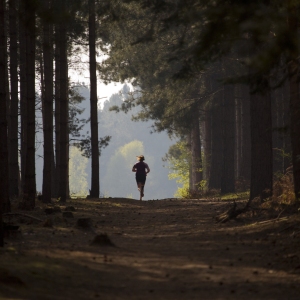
left=1, top=197, right=300, bottom=300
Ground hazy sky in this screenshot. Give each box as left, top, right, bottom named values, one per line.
left=69, top=51, right=126, bottom=108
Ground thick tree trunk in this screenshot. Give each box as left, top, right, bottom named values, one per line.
left=221, top=84, right=235, bottom=194
left=89, top=0, right=100, bottom=198
left=249, top=80, right=273, bottom=201
left=272, top=84, right=291, bottom=174
left=287, top=4, right=300, bottom=199
left=58, top=4, right=69, bottom=202
left=42, top=0, right=53, bottom=203
left=22, top=0, right=36, bottom=210
left=0, top=0, right=9, bottom=246
left=8, top=0, right=19, bottom=198
left=288, top=60, right=300, bottom=199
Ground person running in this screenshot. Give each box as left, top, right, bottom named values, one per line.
left=132, top=155, right=150, bottom=200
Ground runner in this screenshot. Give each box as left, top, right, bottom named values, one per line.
left=132, top=155, right=150, bottom=200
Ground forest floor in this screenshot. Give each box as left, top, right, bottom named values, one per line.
left=1, top=197, right=300, bottom=300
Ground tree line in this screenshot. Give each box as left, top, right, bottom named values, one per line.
left=100, top=1, right=299, bottom=203
left=0, top=0, right=112, bottom=246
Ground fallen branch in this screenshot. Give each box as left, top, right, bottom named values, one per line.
left=216, top=200, right=250, bottom=223
left=3, top=213, right=43, bottom=223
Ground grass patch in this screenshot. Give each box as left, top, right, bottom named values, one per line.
left=220, top=191, right=249, bottom=201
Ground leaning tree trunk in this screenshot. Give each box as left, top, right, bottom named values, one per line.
left=42, top=0, right=53, bottom=203
left=89, top=0, right=100, bottom=198
left=221, top=84, right=235, bottom=194
left=22, top=0, right=36, bottom=210
left=8, top=0, right=19, bottom=198
left=0, top=0, right=9, bottom=246
left=58, top=4, right=69, bottom=203
left=249, top=79, right=273, bottom=201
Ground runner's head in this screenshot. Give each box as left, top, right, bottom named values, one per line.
left=136, top=155, right=145, bottom=161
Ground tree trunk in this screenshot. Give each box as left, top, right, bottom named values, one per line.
left=281, top=82, right=291, bottom=172
left=221, top=84, right=235, bottom=194
left=186, top=133, right=193, bottom=193
left=8, top=0, right=19, bottom=198
left=287, top=3, right=300, bottom=199
left=0, top=0, right=9, bottom=246
left=235, top=87, right=242, bottom=179
left=203, top=107, right=211, bottom=181
left=54, top=25, right=60, bottom=198
left=22, top=0, right=36, bottom=210
left=249, top=80, right=273, bottom=201
left=288, top=60, right=300, bottom=199
left=42, top=0, right=53, bottom=203
left=191, top=108, right=202, bottom=191
left=19, top=1, right=27, bottom=195
left=208, top=86, right=223, bottom=190
left=239, top=85, right=251, bottom=185
left=89, top=0, right=100, bottom=198
left=58, top=2, right=69, bottom=202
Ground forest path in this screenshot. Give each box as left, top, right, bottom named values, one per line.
left=1, top=198, right=300, bottom=300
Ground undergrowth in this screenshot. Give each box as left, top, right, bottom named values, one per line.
left=183, top=170, right=299, bottom=220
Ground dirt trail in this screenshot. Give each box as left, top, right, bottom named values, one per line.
left=1, top=198, right=300, bottom=300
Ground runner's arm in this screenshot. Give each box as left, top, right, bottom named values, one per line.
left=132, top=166, right=137, bottom=172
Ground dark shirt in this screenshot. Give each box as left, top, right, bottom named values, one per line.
left=133, top=161, right=149, bottom=175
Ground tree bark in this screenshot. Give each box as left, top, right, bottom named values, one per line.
left=58, top=1, right=69, bottom=202
left=281, top=82, right=291, bottom=172
left=89, top=0, right=100, bottom=198
left=0, top=0, right=9, bottom=246
left=272, top=84, right=291, bottom=174
left=191, top=107, right=202, bottom=191
left=8, top=0, right=19, bottom=198
left=42, top=0, right=54, bottom=203
left=239, top=85, right=251, bottom=184
left=221, top=84, right=235, bottom=194
left=235, top=87, right=242, bottom=179
left=186, top=133, right=193, bottom=193
left=21, top=0, right=36, bottom=210
left=287, top=3, right=300, bottom=199
left=203, top=107, right=211, bottom=181
left=249, top=80, right=273, bottom=201
left=54, top=24, right=60, bottom=198
left=19, top=0, right=27, bottom=195
left=208, top=85, right=223, bottom=190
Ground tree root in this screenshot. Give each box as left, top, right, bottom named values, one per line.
left=3, top=213, right=43, bottom=223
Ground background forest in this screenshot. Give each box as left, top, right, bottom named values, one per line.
left=1, top=0, right=300, bottom=247
left=55, top=85, right=177, bottom=200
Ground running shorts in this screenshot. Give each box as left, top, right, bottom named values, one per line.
left=136, top=174, right=146, bottom=184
